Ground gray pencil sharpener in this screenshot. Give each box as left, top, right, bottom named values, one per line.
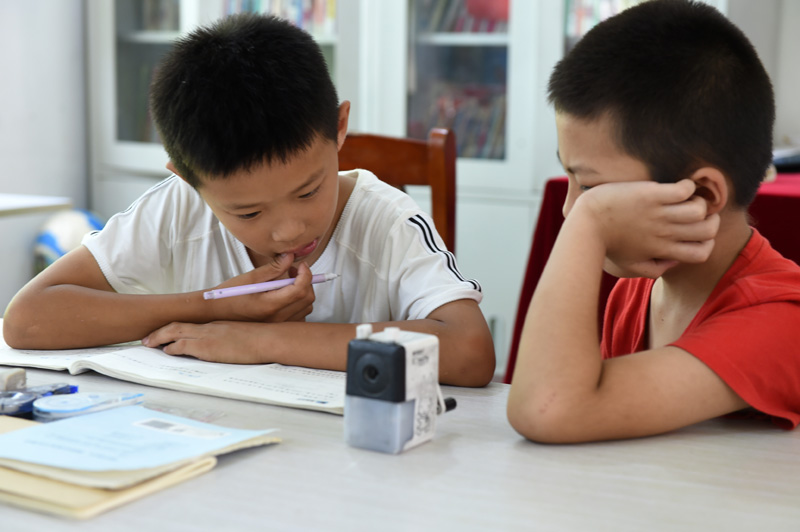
left=344, top=325, right=450, bottom=454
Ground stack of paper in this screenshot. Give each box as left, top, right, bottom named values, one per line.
left=0, top=406, right=279, bottom=519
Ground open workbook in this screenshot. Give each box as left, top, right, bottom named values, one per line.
left=0, top=332, right=345, bottom=414
left=0, top=406, right=279, bottom=519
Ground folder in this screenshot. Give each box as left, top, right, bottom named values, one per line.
left=0, top=408, right=279, bottom=519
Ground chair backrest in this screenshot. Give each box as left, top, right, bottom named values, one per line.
left=338, top=128, right=457, bottom=252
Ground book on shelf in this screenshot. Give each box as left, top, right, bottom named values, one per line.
left=142, top=0, right=180, bottom=32
left=0, top=406, right=279, bottom=519
left=0, top=335, right=345, bottom=415
left=223, top=0, right=337, bottom=39
left=418, top=0, right=508, bottom=34
left=411, top=81, right=506, bottom=160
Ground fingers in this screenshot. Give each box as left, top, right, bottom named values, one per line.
left=142, top=322, right=188, bottom=349
left=661, top=178, right=698, bottom=204
left=144, top=322, right=220, bottom=362
left=252, top=252, right=295, bottom=281
left=662, top=236, right=717, bottom=264
left=285, top=303, right=313, bottom=322
left=659, top=211, right=720, bottom=242
left=150, top=322, right=267, bottom=364
left=250, top=262, right=315, bottom=322
left=293, top=262, right=313, bottom=285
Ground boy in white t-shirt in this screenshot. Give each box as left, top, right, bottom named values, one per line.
left=3, top=13, right=495, bottom=387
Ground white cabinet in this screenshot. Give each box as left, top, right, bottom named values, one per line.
left=87, top=0, right=565, bottom=377
left=354, top=1, right=565, bottom=374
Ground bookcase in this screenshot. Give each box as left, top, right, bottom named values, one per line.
left=351, top=1, right=564, bottom=373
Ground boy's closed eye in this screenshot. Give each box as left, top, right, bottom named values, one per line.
left=299, top=186, right=321, bottom=199
left=237, top=211, right=260, bottom=220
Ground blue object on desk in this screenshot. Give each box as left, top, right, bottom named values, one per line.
left=33, top=392, right=144, bottom=422
left=0, top=383, right=78, bottom=418
left=0, top=391, right=37, bottom=417
left=21, top=382, right=78, bottom=397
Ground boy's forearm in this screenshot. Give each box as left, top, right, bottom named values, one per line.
left=265, top=315, right=495, bottom=387
left=148, top=300, right=495, bottom=387
left=3, top=286, right=215, bottom=349
left=508, top=209, right=607, bottom=423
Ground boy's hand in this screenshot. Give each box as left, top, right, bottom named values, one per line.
left=208, top=253, right=315, bottom=323
left=575, top=179, right=720, bottom=278
left=143, top=321, right=271, bottom=364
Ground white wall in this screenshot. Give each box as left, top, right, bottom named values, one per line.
left=774, top=0, right=800, bottom=144
left=727, top=0, right=798, bottom=145
left=0, top=0, right=87, bottom=311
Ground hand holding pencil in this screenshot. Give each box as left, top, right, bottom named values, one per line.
left=204, top=273, right=340, bottom=300
left=196, top=258, right=326, bottom=324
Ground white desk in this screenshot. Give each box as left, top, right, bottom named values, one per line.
left=2, top=369, right=799, bottom=531
left=0, top=194, right=71, bottom=217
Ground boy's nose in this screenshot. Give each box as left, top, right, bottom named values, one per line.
left=271, top=218, right=306, bottom=244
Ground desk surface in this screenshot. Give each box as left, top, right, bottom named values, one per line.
left=0, top=193, right=71, bottom=217
left=3, top=369, right=799, bottom=531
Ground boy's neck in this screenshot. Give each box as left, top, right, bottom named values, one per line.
left=648, top=210, right=752, bottom=348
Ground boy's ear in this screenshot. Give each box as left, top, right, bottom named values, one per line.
left=336, top=101, right=351, bottom=152
left=688, top=166, right=729, bottom=215
left=166, top=160, right=181, bottom=178
left=166, top=161, right=193, bottom=187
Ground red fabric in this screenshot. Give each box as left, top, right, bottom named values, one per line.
left=601, top=229, right=800, bottom=429
left=748, top=173, right=800, bottom=266
left=505, top=174, right=800, bottom=383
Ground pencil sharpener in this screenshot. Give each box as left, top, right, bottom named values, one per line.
left=344, top=325, right=439, bottom=454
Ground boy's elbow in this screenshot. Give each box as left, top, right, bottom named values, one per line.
left=441, top=326, right=495, bottom=387
left=3, top=296, right=42, bottom=349
left=3, top=311, right=27, bottom=349
left=507, top=389, right=586, bottom=444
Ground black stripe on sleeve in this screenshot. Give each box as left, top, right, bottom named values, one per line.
left=407, top=215, right=481, bottom=292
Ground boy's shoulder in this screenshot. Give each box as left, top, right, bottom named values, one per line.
left=717, top=229, right=800, bottom=306
left=332, top=169, right=440, bottom=254
left=92, top=174, right=219, bottom=244
left=340, top=169, right=425, bottom=225
left=119, top=175, right=202, bottom=217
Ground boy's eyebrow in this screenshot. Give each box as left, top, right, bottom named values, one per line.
left=288, top=167, right=326, bottom=195
left=556, top=150, right=598, bottom=176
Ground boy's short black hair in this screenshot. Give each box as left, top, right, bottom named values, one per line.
left=150, top=12, right=340, bottom=187
left=548, top=0, right=774, bottom=207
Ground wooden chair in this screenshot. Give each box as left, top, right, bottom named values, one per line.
left=338, top=128, right=457, bottom=252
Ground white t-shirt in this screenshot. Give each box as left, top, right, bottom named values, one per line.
left=82, top=170, right=482, bottom=323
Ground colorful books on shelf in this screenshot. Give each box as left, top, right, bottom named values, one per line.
left=0, top=339, right=345, bottom=415
left=420, top=0, right=509, bottom=34
left=0, top=406, right=279, bottom=519
left=410, top=82, right=506, bottom=160
left=223, top=0, right=337, bottom=39
left=141, top=0, right=180, bottom=31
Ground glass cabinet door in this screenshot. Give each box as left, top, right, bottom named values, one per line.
left=407, top=0, right=509, bottom=160
left=563, top=0, right=644, bottom=52
left=114, top=0, right=180, bottom=145
left=98, top=0, right=340, bottom=169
